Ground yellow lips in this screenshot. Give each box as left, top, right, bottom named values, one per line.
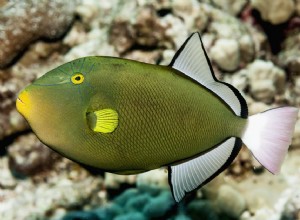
left=16, top=90, right=31, bottom=119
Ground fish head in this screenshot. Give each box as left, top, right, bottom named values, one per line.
left=16, top=57, right=96, bottom=151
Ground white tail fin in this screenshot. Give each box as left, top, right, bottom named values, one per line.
left=242, top=107, right=299, bottom=174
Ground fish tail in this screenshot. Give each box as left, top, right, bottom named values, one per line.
left=242, top=107, right=298, bottom=174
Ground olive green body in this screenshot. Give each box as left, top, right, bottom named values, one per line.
left=20, top=57, right=247, bottom=174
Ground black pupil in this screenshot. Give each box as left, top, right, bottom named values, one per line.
left=75, top=76, right=81, bottom=81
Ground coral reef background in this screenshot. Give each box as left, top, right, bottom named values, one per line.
left=0, top=0, right=300, bottom=219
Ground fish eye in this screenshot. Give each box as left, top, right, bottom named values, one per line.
left=71, top=73, right=84, bottom=85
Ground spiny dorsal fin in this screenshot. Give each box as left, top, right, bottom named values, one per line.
left=87, top=109, right=119, bottom=133
left=168, top=137, right=242, bottom=202
left=169, top=32, right=247, bottom=118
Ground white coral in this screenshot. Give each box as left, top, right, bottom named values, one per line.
left=247, top=60, right=286, bottom=103
left=210, top=38, right=240, bottom=71
left=251, top=0, right=295, bottom=24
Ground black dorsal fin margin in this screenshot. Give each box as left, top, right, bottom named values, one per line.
left=169, top=32, right=248, bottom=119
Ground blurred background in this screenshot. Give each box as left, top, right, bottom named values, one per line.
left=0, top=0, right=300, bottom=219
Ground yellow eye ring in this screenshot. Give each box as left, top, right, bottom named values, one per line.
left=71, top=73, right=84, bottom=85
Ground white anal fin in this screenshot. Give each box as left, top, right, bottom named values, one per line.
left=168, top=137, right=242, bottom=202
left=169, top=32, right=247, bottom=118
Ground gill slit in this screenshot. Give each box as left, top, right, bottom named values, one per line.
left=79, top=57, right=86, bottom=73
left=70, top=62, right=75, bottom=75
left=58, top=68, right=69, bottom=76
left=86, top=62, right=95, bottom=76
left=78, top=85, right=84, bottom=102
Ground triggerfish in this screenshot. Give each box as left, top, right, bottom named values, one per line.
left=16, top=33, right=298, bottom=202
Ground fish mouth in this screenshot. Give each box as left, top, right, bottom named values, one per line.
left=17, top=97, right=25, bottom=105
left=16, top=90, right=31, bottom=118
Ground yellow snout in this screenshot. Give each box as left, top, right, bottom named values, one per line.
left=16, top=90, right=31, bottom=119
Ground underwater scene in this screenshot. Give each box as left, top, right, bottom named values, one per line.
left=1, top=0, right=300, bottom=219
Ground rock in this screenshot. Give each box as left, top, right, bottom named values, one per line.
left=0, top=71, right=29, bottom=140
left=210, top=38, right=240, bottom=71
left=239, top=34, right=256, bottom=64
left=160, top=49, right=176, bottom=65
left=62, top=211, right=99, bottom=220
left=297, top=0, right=300, bottom=16
left=76, top=0, right=111, bottom=27
left=214, top=184, right=246, bottom=218
left=0, top=159, right=103, bottom=219
left=109, top=6, right=171, bottom=54
left=238, top=171, right=288, bottom=219
left=136, top=0, right=172, bottom=11
left=136, top=169, right=169, bottom=190
left=250, top=0, right=295, bottom=25
left=62, top=22, right=89, bottom=48
left=66, top=184, right=176, bottom=220
left=206, top=4, right=255, bottom=68
left=278, top=32, right=300, bottom=75
left=248, top=101, right=270, bottom=115
left=134, top=7, right=170, bottom=48
left=0, top=0, right=80, bottom=68
left=109, top=20, right=136, bottom=54
left=290, top=76, right=300, bottom=108
left=0, top=157, right=17, bottom=189
left=226, top=147, right=256, bottom=177
left=160, top=14, right=188, bottom=50
left=125, top=193, right=151, bottom=212
left=210, top=0, right=248, bottom=15
left=202, top=174, right=225, bottom=200
left=279, top=49, right=300, bottom=76
left=113, top=188, right=140, bottom=206
left=64, top=28, right=117, bottom=61
left=93, top=205, right=123, bottom=220
left=142, top=191, right=175, bottom=218
left=186, top=200, right=219, bottom=220
left=172, top=1, right=256, bottom=69
left=292, top=118, right=300, bottom=149
left=240, top=183, right=300, bottom=220
left=277, top=151, right=300, bottom=219
left=0, top=0, right=7, bottom=7
left=8, top=133, right=61, bottom=177
left=224, top=69, right=248, bottom=91
left=104, top=173, right=136, bottom=189
left=251, top=80, right=274, bottom=102
left=174, top=214, right=192, bottom=220
left=172, top=0, right=206, bottom=31
left=114, top=212, right=147, bottom=220
left=172, top=0, right=197, bottom=16
left=247, top=60, right=286, bottom=104
left=124, top=50, right=162, bottom=64
left=281, top=188, right=300, bottom=220
left=240, top=209, right=275, bottom=220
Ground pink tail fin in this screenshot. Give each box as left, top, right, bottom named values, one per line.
left=242, top=107, right=299, bottom=174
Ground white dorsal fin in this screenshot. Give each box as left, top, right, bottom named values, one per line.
left=169, top=32, right=247, bottom=118
left=168, top=137, right=241, bottom=202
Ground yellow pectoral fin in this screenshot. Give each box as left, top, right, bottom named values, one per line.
left=87, top=109, right=119, bottom=133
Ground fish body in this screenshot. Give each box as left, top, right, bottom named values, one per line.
left=17, top=33, right=298, bottom=201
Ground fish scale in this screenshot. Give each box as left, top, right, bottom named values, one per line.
left=100, top=60, right=244, bottom=171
